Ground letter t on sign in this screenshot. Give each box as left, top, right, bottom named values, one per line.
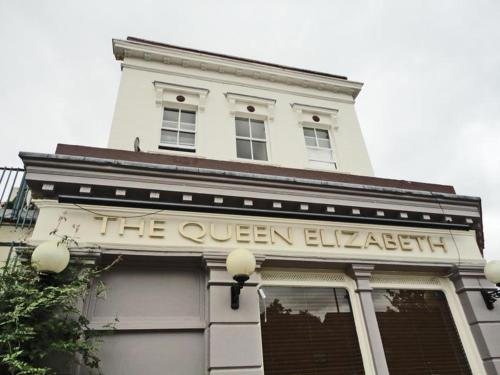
left=119, top=219, right=145, bottom=237
left=95, top=216, right=116, bottom=235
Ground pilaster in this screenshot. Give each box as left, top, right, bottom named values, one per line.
left=349, top=264, right=389, bottom=375
left=203, top=252, right=265, bottom=375
left=451, top=266, right=500, bottom=374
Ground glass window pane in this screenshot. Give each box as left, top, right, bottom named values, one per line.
left=260, top=287, right=365, bottom=375
left=252, top=141, right=268, bottom=161
left=179, top=132, right=195, bottom=146
left=373, top=289, right=472, bottom=375
left=161, top=130, right=178, bottom=145
left=303, top=127, right=315, bottom=137
left=235, top=118, right=250, bottom=137
left=315, top=129, right=329, bottom=139
left=304, top=136, right=316, bottom=147
left=180, top=122, right=195, bottom=132
left=236, top=139, right=252, bottom=159
left=250, top=121, right=266, bottom=140
left=308, top=148, right=332, bottom=162
left=318, top=138, right=331, bottom=148
left=180, top=111, right=196, bottom=124
left=163, top=121, right=178, bottom=130
left=163, top=108, right=179, bottom=122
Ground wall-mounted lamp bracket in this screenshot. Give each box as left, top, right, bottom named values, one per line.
left=231, top=275, right=249, bottom=310
left=481, top=287, right=500, bottom=310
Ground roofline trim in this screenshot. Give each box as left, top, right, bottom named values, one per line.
left=113, top=37, right=363, bottom=99
left=19, top=151, right=478, bottom=203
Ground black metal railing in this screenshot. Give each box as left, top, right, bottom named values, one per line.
left=0, top=167, right=37, bottom=229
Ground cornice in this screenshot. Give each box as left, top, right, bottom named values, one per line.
left=112, top=38, right=363, bottom=99
left=19, top=152, right=484, bottom=247
left=121, top=63, right=356, bottom=105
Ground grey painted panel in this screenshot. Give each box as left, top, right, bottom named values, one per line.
left=471, top=323, right=500, bottom=359
left=211, top=369, right=263, bottom=375
left=483, top=359, right=500, bottom=375
left=92, top=263, right=203, bottom=322
left=210, top=324, right=263, bottom=368
left=458, top=291, right=500, bottom=324
left=81, top=331, right=205, bottom=375
left=209, top=285, right=260, bottom=323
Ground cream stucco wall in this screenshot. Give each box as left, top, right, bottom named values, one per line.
left=108, top=54, right=374, bottom=176
left=0, top=225, right=32, bottom=264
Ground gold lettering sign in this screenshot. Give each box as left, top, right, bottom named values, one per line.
left=93, top=216, right=448, bottom=254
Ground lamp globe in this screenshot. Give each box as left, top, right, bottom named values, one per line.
left=31, top=240, right=70, bottom=273
left=226, top=248, right=256, bottom=278
left=484, top=260, right=500, bottom=285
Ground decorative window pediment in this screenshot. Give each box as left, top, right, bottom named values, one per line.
left=225, top=92, right=276, bottom=121
left=154, top=81, right=209, bottom=111
left=291, top=103, right=339, bottom=130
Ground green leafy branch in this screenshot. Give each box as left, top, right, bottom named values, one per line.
left=0, top=251, right=121, bottom=375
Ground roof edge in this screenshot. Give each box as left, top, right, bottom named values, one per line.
left=124, top=36, right=349, bottom=81
left=19, top=144, right=461, bottom=197
left=112, top=37, right=363, bottom=99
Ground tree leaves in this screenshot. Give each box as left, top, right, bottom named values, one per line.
left=0, top=256, right=120, bottom=375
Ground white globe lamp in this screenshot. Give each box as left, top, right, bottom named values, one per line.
left=484, top=260, right=500, bottom=284
left=482, top=260, right=500, bottom=310
left=226, top=248, right=256, bottom=309
left=31, top=240, right=70, bottom=274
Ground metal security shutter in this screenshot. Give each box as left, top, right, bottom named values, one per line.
left=260, top=287, right=365, bottom=375
left=373, top=289, right=472, bottom=375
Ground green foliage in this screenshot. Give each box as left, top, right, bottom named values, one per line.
left=0, top=253, right=119, bottom=375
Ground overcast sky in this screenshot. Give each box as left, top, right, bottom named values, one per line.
left=1, top=1, right=499, bottom=259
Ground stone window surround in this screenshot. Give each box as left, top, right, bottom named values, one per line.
left=154, top=81, right=209, bottom=111
left=292, top=102, right=339, bottom=170
left=259, top=266, right=487, bottom=375
left=225, top=92, right=276, bottom=122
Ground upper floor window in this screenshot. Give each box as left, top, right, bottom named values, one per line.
left=303, top=127, right=336, bottom=168
left=160, top=108, right=196, bottom=152
left=235, top=117, right=268, bottom=161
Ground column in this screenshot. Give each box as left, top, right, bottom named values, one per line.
left=204, top=253, right=265, bottom=375
left=350, top=264, right=390, bottom=375
left=452, top=266, right=500, bottom=374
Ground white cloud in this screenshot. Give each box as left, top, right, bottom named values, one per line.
left=0, top=0, right=498, bottom=258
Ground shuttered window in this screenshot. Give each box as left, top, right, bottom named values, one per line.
left=260, top=287, right=365, bottom=375
left=373, top=289, right=472, bottom=375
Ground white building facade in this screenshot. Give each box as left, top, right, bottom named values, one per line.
left=16, top=37, right=500, bottom=374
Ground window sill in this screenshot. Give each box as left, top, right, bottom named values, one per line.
left=304, top=164, right=341, bottom=173
left=158, top=145, right=196, bottom=153
left=229, top=157, right=283, bottom=168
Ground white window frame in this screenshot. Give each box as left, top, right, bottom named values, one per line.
left=159, top=107, right=197, bottom=152
left=258, top=269, right=375, bottom=375
left=235, top=117, right=269, bottom=161
left=259, top=270, right=487, bottom=375
left=303, top=126, right=337, bottom=169
left=369, top=275, right=486, bottom=375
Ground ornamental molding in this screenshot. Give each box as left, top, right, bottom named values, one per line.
left=225, top=92, right=276, bottom=121
left=122, top=63, right=355, bottom=105
left=292, top=102, right=339, bottom=130
left=369, top=274, right=441, bottom=287
left=113, top=39, right=363, bottom=99
left=153, top=81, right=209, bottom=111
left=261, top=269, right=346, bottom=283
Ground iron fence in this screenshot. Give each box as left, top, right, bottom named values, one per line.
left=0, top=167, right=37, bottom=229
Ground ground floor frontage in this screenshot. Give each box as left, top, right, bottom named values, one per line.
left=28, top=201, right=500, bottom=375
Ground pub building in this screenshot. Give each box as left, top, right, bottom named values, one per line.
left=18, top=37, right=500, bottom=374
